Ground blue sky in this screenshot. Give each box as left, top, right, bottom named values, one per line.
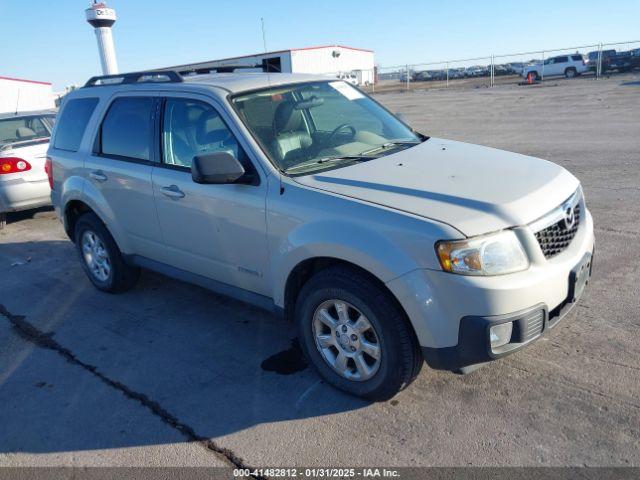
left=2, top=0, right=639, bottom=90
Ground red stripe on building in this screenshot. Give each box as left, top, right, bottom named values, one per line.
left=0, top=76, right=52, bottom=86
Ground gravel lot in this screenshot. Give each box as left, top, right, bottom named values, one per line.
left=1, top=73, right=639, bottom=468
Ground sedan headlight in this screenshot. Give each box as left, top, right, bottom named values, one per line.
left=436, top=230, right=529, bottom=276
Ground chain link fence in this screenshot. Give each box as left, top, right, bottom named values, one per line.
left=344, top=40, right=640, bottom=93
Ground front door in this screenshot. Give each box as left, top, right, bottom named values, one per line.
left=151, top=95, right=270, bottom=296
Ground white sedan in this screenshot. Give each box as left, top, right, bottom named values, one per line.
left=0, top=110, right=56, bottom=228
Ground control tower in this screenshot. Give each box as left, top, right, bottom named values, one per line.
left=85, top=1, right=118, bottom=75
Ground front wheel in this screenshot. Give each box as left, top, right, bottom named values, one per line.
left=565, top=68, right=577, bottom=78
left=74, top=212, right=140, bottom=293
left=295, top=266, right=422, bottom=400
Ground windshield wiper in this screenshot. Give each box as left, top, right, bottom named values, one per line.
left=284, top=155, right=376, bottom=174
left=359, top=140, right=421, bottom=156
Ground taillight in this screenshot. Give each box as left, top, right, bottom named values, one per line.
left=45, top=157, right=54, bottom=189
left=0, top=157, right=32, bottom=175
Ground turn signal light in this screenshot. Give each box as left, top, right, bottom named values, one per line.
left=0, top=157, right=32, bottom=175
left=45, top=157, right=54, bottom=189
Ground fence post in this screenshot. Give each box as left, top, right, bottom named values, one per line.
left=406, top=64, right=410, bottom=91
left=597, top=42, right=603, bottom=79
left=490, top=54, right=495, bottom=87
left=541, top=51, right=545, bottom=82
left=446, top=62, right=449, bottom=87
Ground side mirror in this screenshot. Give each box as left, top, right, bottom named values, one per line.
left=192, top=152, right=246, bottom=184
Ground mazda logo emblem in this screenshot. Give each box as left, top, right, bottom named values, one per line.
left=563, top=206, right=576, bottom=230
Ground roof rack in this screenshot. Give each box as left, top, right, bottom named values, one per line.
left=177, top=64, right=268, bottom=75
left=84, top=70, right=183, bottom=87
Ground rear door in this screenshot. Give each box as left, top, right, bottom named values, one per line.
left=84, top=93, right=165, bottom=259
left=552, top=56, right=569, bottom=76
left=151, top=93, right=270, bottom=296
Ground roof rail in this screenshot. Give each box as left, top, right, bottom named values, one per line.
left=84, top=70, right=183, bottom=87
left=177, top=64, right=270, bottom=75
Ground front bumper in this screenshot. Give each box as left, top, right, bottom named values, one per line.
left=0, top=177, right=51, bottom=213
left=386, top=207, right=595, bottom=371
left=421, top=251, right=592, bottom=372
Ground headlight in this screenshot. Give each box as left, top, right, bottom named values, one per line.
left=436, top=230, right=529, bottom=276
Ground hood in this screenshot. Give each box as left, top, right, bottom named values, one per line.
left=293, top=138, right=579, bottom=237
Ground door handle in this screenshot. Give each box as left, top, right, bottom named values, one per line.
left=160, top=185, right=185, bottom=199
left=89, top=170, right=108, bottom=182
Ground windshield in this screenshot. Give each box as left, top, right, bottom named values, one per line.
left=0, top=115, right=54, bottom=147
left=231, top=81, right=422, bottom=174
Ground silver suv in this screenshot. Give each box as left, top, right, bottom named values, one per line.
left=48, top=69, right=594, bottom=400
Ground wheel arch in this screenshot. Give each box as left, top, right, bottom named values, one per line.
left=282, top=256, right=411, bottom=328
left=63, top=199, right=92, bottom=240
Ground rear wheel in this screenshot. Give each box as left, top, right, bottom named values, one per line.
left=295, top=266, right=422, bottom=400
left=565, top=67, right=577, bottom=78
left=74, top=212, right=140, bottom=293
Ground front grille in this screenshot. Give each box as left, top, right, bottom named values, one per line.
left=534, top=203, right=581, bottom=258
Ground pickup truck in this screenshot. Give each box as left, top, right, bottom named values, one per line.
left=587, top=49, right=640, bottom=73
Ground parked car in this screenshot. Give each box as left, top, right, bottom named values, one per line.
left=0, top=109, right=56, bottom=228
left=448, top=68, right=466, bottom=79
left=602, top=51, right=640, bottom=73
left=522, top=54, right=588, bottom=80
left=49, top=70, right=594, bottom=400
left=465, top=66, right=489, bottom=78
left=398, top=71, right=415, bottom=83
left=336, top=72, right=358, bottom=86
left=586, top=49, right=617, bottom=71
left=414, top=71, right=431, bottom=81
left=505, top=63, right=525, bottom=75
left=493, top=64, right=511, bottom=76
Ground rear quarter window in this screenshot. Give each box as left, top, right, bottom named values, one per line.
left=54, top=98, right=99, bottom=152
left=571, top=55, right=583, bottom=61
left=99, top=97, right=155, bottom=161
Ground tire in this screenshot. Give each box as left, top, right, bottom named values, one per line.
left=565, top=68, right=577, bottom=78
left=74, top=212, right=140, bottom=293
left=295, top=266, right=422, bottom=401
left=529, top=71, right=539, bottom=81
left=0, top=212, right=6, bottom=230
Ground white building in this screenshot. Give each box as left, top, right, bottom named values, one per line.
left=162, top=45, right=376, bottom=86
left=0, top=76, right=55, bottom=114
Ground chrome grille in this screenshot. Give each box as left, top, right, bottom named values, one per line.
left=534, top=204, right=581, bottom=258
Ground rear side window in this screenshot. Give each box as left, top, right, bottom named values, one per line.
left=571, top=55, right=583, bottom=61
left=54, top=98, right=99, bottom=152
left=555, top=56, right=569, bottom=63
left=100, top=97, right=155, bottom=161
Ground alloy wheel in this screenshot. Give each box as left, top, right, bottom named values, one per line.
left=312, top=299, right=382, bottom=381
left=81, top=230, right=112, bottom=282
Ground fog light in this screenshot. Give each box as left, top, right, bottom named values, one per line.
left=489, top=322, right=513, bottom=349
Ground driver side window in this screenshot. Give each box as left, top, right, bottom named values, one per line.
left=162, top=99, right=241, bottom=169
